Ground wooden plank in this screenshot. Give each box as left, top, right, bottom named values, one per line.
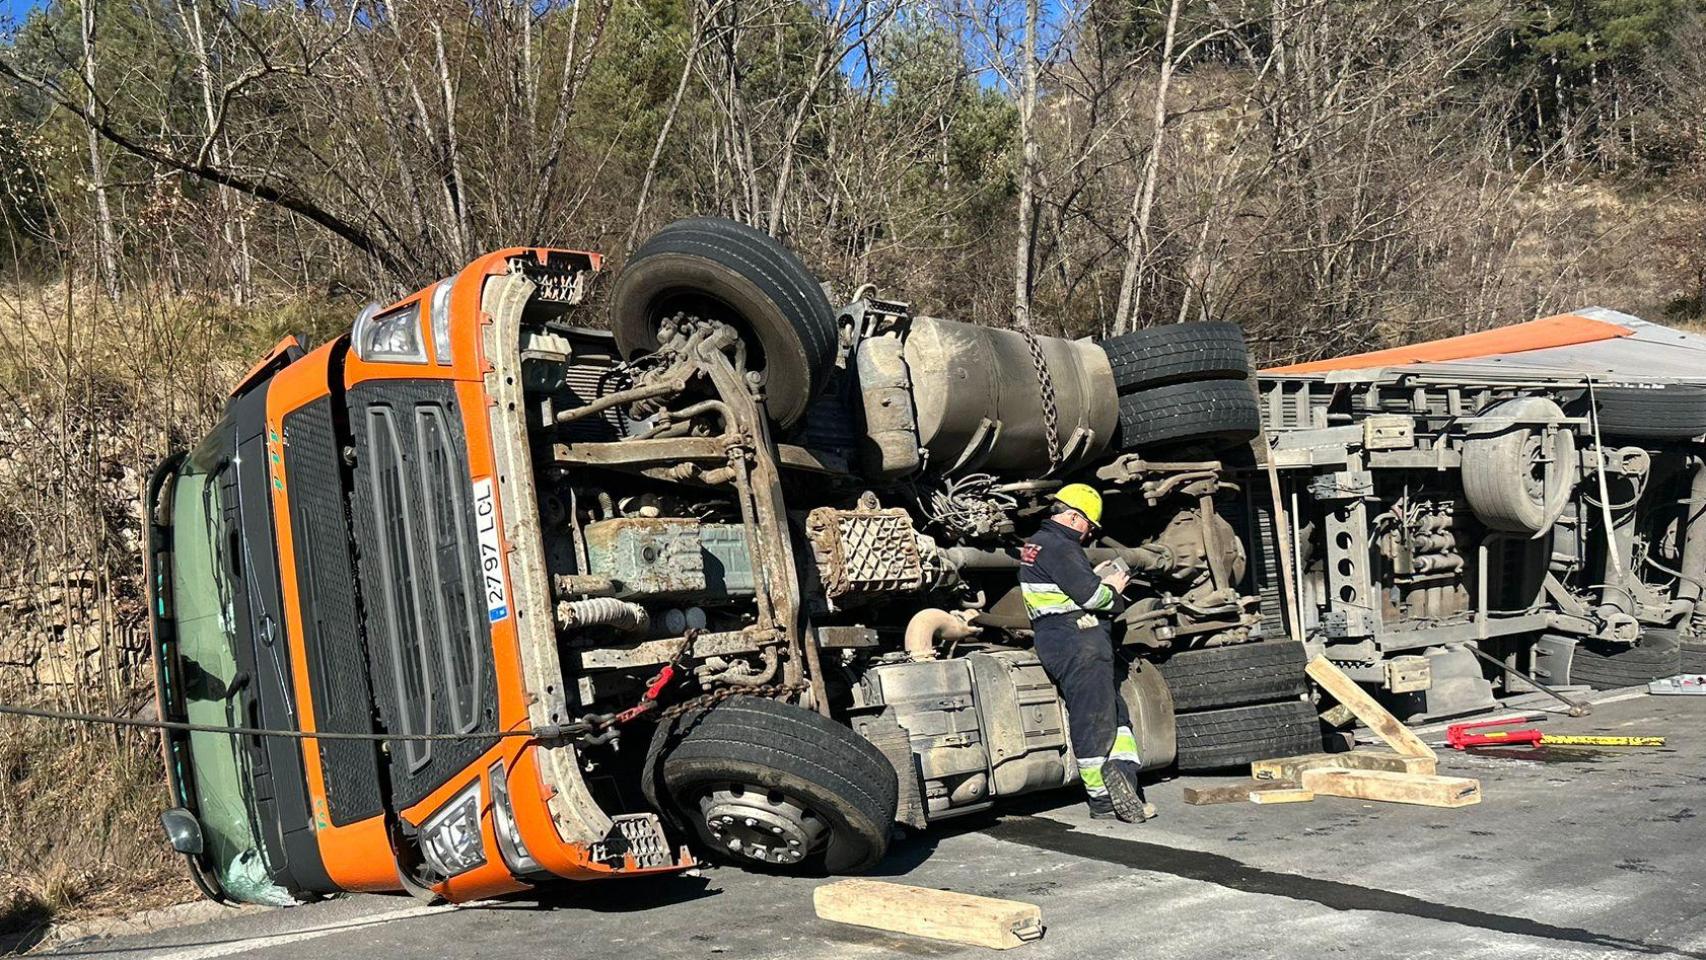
left=1300, top=769, right=1482, bottom=808
left=813, top=880, right=1044, bottom=950
left=1251, top=750, right=1437, bottom=782
left=1305, top=656, right=1436, bottom=759
left=1182, top=779, right=1300, bottom=806
left=1249, top=788, right=1315, bottom=804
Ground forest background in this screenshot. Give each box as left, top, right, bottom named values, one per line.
left=0, top=0, right=1703, bottom=940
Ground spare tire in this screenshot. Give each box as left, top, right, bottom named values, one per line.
left=1460, top=397, right=1576, bottom=537
left=656, top=696, right=897, bottom=873
left=1157, top=641, right=1309, bottom=713
left=1116, top=379, right=1261, bottom=452
left=1097, top=323, right=1251, bottom=393
left=1590, top=384, right=1706, bottom=440
left=1174, top=699, right=1322, bottom=772
left=610, top=217, right=837, bottom=430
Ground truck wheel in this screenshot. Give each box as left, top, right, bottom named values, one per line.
left=1682, top=635, right=1706, bottom=674
left=1116, top=379, right=1261, bottom=452
left=1097, top=322, right=1251, bottom=393
left=1460, top=397, right=1575, bottom=536
left=1568, top=630, right=1682, bottom=689
left=1173, top=699, right=1321, bottom=772
left=1157, top=641, right=1309, bottom=713
left=1590, top=385, right=1706, bottom=440
left=610, top=217, right=838, bottom=430
left=657, top=696, right=897, bottom=873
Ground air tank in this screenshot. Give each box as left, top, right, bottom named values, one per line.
left=901, top=316, right=1117, bottom=475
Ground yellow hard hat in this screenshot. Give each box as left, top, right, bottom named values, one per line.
left=1052, top=483, right=1103, bottom=526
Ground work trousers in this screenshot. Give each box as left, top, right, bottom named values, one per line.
left=1032, top=614, right=1139, bottom=796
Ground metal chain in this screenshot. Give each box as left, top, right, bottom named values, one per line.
left=655, top=681, right=810, bottom=723
left=1021, top=327, right=1062, bottom=473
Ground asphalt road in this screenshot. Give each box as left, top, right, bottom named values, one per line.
left=42, top=692, right=1706, bottom=960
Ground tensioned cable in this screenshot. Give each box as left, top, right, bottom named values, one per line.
left=0, top=701, right=596, bottom=742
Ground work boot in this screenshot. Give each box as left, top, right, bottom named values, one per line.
left=1102, top=759, right=1157, bottom=823
left=1086, top=794, right=1118, bottom=819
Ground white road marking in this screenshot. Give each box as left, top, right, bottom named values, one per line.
left=141, top=903, right=459, bottom=960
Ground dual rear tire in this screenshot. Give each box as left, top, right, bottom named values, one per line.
left=1155, top=641, right=1322, bottom=772
left=1096, top=324, right=1263, bottom=454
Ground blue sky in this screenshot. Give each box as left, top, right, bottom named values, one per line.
left=0, top=0, right=42, bottom=26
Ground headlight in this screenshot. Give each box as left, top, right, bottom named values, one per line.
left=428, top=279, right=454, bottom=364
left=488, top=762, right=545, bottom=877
left=352, top=301, right=427, bottom=364
left=417, top=781, right=485, bottom=878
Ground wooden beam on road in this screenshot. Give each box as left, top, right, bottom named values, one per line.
left=1300, top=768, right=1482, bottom=808
left=813, top=879, right=1045, bottom=950
left=1305, top=656, right=1437, bottom=760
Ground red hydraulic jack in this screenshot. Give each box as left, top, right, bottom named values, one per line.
left=1446, top=717, right=1665, bottom=749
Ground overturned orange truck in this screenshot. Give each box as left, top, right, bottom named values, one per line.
left=149, top=216, right=1706, bottom=907
left=148, top=219, right=1305, bottom=904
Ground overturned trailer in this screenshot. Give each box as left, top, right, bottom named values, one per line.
left=1246, top=310, right=1706, bottom=718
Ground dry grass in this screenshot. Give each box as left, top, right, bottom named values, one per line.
left=0, top=719, right=191, bottom=953
left=0, top=282, right=351, bottom=951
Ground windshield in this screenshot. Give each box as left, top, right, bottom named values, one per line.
left=166, top=436, right=294, bottom=905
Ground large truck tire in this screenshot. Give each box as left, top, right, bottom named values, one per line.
left=1156, top=641, right=1309, bottom=713
left=1682, top=634, right=1706, bottom=674
left=656, top=696, right=898, bottom=873
left=1116, top=379, right=1261, bottom=452
left=1591, top=385, right=1706, bottom=441
left=610, top=217, right=838, bottom=430
left=1460, top=396, right=1575, bottom=536
left=1173, top=699, right=1322, bottom=772
left=1097, top=323, right=1250, bottom=393
left=1569, top=630, right=1682, bottom=689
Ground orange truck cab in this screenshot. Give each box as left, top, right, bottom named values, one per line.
left=147, top=249, right=693, bottom=905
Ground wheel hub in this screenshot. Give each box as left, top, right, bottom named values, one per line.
left=697, top=784, right=826, bottom=865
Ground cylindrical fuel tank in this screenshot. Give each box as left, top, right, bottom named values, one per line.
left=902, top=316, right=1117, bottom=474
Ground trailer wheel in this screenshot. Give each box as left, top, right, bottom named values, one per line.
left=1156, top=641, right=1309, bottom=713
left=1460, top=397, right=1576, bottom=536
left=1116, top=379, right=1261, bottom=452
left=610, top=217, right=838, bottom=430
left=1682, top=634, right=1706, bottom=674
left=1568, top=630, right=1682, bottom=689
left=1097, top=322, right=1251, bottom=393
left=1173, top=699, right=1322, bottom=772
left=1590, top=385, right=1706, bottom=440
left=656, top=696, right=897, bottom=873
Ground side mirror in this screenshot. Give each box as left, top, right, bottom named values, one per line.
left=160, top=807, right=205, bottom=856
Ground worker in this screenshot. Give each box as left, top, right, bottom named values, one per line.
left=1019, top=483, right=1154, bottom=823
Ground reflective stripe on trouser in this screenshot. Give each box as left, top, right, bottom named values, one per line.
left=1077, top=756, right=1108, bottom=798
left=1111, top=726, right=1141, bottom=768
left=1031, top=614, right=1131, bottom=797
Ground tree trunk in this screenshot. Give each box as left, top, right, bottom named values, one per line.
left=1012, top=0, right=1040, bottom=330
left=1112, top=0, right=1182, bottom=334
left=80, top=0, right=120, bottom=300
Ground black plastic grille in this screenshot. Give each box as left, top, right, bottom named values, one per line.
left=283, top=398, right=386, bottom=827
left=348, top=380, right=498, bottom=811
